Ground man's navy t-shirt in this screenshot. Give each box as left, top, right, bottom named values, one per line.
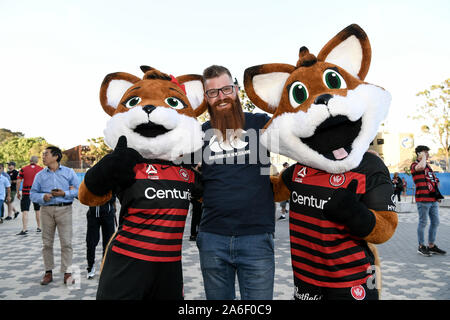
left=199, top=112, right=275, bottom=236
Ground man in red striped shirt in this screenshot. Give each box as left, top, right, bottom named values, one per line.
left=410, top=145, right=446, bottom=256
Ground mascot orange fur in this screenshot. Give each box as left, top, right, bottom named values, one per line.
left=244, top=24, right=397, bottom=300
left=79, top=66, right=206, bottom=300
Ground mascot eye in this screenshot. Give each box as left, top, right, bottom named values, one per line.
left=288, top=81, right=309, bottom=108
left=165, top=97, right=185, bottom=110
left=124, top=96, right=142, bottom=108
left=323, top=69, right=347, bottom=89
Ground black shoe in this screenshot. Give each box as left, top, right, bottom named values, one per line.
left=36, top=228, right=42, bottom=233
left=16, top=230, right=28, bottom=236
left=189, top=235, right=197, bottom=241
left=14, top=211, right=20, bottom=219
left=5, top=216, right=12, bottom=221
left=429, top=245, right=446, bottom=255
left=278, top=215, right=286, bottom=220
left=418, top=245, right=432, bottom=257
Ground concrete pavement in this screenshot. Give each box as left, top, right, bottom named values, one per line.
left=0, top=197, right=449, bottom=300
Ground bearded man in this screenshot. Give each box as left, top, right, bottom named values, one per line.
left=196, top=65, right=275, bottom=300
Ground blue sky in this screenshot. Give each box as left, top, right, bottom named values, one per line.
left=1, top=0, right=449, bottom=150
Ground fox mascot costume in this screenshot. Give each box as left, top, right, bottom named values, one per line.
left=79, top=66, right=206, bottom=300
left=244, top=24, right=397, bottom=300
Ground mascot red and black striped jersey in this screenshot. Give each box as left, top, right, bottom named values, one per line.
left=244, top=24, right=398, bottom=300
left=78, top=66, right=206, bottom=300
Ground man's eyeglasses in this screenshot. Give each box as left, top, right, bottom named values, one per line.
left=205, top=85, right=235, bottom=98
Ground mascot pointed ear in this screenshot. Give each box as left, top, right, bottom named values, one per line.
left=177, top=74, right=207, bottom=117
left=317, top=24, right=371, bottom=80
left=99, top=72, right=141, bottom=116
left=244, top=63, right=295, bottom=114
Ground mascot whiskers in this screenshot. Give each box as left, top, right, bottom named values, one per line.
left=244, top=24, right=398, bottom=300
left=79, top=66, right=206, bottom=300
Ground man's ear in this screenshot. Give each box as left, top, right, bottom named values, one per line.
left=177, top=74, right=207, bottom=117
left=317, top=24, right=371, bottom=80
left=99, top=72, right=141, bottom=116
left=244, top=63, right=295, bottom=114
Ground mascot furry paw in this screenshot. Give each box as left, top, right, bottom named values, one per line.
left=244, top=24, right=398, bottom=300
left=79, top=66, right=206, bottom=300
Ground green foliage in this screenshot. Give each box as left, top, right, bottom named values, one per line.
left=239, top=88, right=256, bottom=113
left=410, top=78, right=450, bottom=171
left=0, top=136, right=49, bottom=168
left=84, top=137, right=112, bottom=164
left=0, top=128, right=24, bottom=142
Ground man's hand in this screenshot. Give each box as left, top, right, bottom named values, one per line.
left=43, top=194, right=53, bottom=202
left=51, top=189, right=65, bottom=197
left=17, top=191, right=21, bottom=200
left=418, top=151, right=425, bottom=161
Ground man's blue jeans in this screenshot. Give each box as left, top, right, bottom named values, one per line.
left=196, top=231, right=275, bottom=300
left=416, top=201, right=440, bottom=245
left=0, top=199, right=4, bottom=218
left=0, top=199, right=5, bottom=218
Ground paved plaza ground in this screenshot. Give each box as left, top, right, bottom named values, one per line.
left=0, top=197, right=449, bottom=301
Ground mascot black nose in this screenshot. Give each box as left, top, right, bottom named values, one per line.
left=142, top=105, right=156, bottom=115
left=314, top=94, right=333, bottom=106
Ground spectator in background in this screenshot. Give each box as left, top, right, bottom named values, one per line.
left=278, top=162, right=290, bottom=220
left=6, top=161, right=20, bottom=220
left=410, top=145, right=446, bottom=257
left=0, top=166, right=11, bottom=224
left=0, top=163, right=10, bottom=181
left=16, top=156, right=43, bottom=235
left=86, top=194, right=117, bottom=280
left=189, top=164, right=202, bottom=241
left=30, top=146, right=80, bottom=286
left=392, top=172, right=403, bottom=202
left=402, top=177, right=407, bottom=198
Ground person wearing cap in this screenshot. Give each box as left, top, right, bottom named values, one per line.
left=410, top=145, right=446, bottom=256
left=5, top=161, right=20, bottom=220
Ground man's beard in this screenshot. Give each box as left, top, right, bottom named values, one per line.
left=208, top=95, right=245, bottom=142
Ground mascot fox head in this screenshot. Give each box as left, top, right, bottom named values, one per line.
left=244, top=24, right=391, bottom=173
left=100, top=66, right=207, bottom=161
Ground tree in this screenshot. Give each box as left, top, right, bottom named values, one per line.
left=0, top=136, right=49, bottom=168
left=83, top=137, right=112, bottom=165
left=0, top=128, right=24, bottom=143
left=239, top=88, right=256, bottom=113
left=411, top=78, right=450, bottom=171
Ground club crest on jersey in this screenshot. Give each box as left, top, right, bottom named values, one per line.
left=329, top=174, right=346, bottom=187
left=294, top=166, right=308, bottom=183
left=146, top=164, right=159, bottom=180
left=179, top=168, right=190, bottom=181
left=350, top=285, right=366, bottom=300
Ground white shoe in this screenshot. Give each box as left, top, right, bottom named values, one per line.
left=87, top=267, right=96, bottom=279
